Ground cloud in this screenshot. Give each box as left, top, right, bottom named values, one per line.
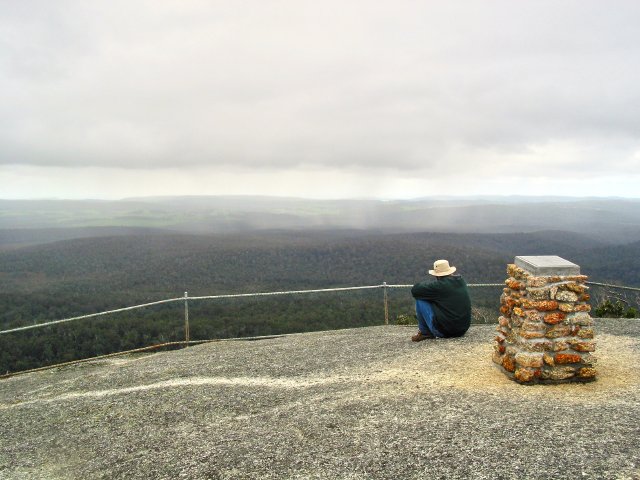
left=0, top=0, right=639, bottom=183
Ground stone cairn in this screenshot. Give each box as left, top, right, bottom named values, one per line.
left=493, top=256, right=596, bottom=384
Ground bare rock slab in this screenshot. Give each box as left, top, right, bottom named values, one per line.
left=1, top=322, right=639, bottom=479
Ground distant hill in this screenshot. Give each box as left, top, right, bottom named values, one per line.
left=2, top=196, right=640, bottom=244
left=0, top=226, right=173, bottom=251
left=1, top=228, right=637, bottom=326
left=0, top=229, right=624, bottom=304
left=2, top=196, right=639, bottom=372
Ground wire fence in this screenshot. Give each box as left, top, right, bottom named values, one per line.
left=1, top=280, right=638, bottom=378
left=2, top=280, right=637, bottom=338
left=0, top=282, right=503, bottom=336
left=587, top=282, right=640, bottom=317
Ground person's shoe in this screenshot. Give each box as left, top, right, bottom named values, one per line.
left=411, top=330, right=435, bottom=342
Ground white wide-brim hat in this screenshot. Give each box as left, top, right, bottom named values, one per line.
left=429, top=259, right=457, bottom=276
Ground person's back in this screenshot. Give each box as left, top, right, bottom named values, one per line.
left=410, top=259, right=472, bottom=341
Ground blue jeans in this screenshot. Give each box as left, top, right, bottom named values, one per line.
left=415, top=300, right=445, bottom=338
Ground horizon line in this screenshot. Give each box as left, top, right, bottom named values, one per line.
left=2, top=193, right=640, bottom=202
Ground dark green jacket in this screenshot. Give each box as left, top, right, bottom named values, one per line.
left=411, top=275, right=471, bottom=337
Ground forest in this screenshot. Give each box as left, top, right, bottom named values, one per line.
left=1, top=228, right=639, bottom=373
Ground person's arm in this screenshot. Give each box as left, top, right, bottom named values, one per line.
left=411, top=280, right=443, bottom=300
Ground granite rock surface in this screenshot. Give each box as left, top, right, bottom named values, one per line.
left=1, top=320, right=638, bottom=479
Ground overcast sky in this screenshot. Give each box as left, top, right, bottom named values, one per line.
left=1, top=1, right=639, bottom=199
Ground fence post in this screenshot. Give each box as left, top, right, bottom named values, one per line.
left=184, top=291, right=190, bottom=344
left=383, top=282, right=389, bottom=325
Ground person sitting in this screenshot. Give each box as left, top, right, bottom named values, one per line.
left=410, top=259, right=471, bottom=341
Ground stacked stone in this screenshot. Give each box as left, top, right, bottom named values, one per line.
left=492, top=256, right=596, bottom=384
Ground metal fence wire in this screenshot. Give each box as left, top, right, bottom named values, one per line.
left=2, top=280, right=637, bottom=337
left=1, top=280, right=638, bottom=379
left=0, top=283, right=505, bottom=336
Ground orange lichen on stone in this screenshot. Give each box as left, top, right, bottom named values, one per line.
left=514, top=368, right=536, bottom=383
left=571, top=341, right=596, bottom=352
left=520, top=331, right=545, bottom=339
left=543, top=312, right=566, bottom=325
left=580, top=293, right=591, bottom=302
left=543, top=352, right=555, bottom=366
left=533, top=300, right=559, bottom=311
left=520, top=299, right=534, bottom=309
left=555, top=353, right=582, bottom=364
left=577, top=367, right=597, bottom=379
left=498, top=316, right=510, bottom=327
left=526, top=276, right=548, bottom=288
left=546, top=325, right=571, bottom=339
left=558, top=303, right=575, bottom=313
left=506, top=279, right=525, bottom=290
left=564, top=283, right=587, bottom=294
left=574, top=304, right=591, bottom=312
left=577, top=328, right=594, bottom=339
left=524, top=310, right=541, bottom=322
left=502, top=355, right=516, bottom=372
left=513, top=307, right=525, bottom=317
left=503, top=297, right=517, bottom=308
left=507, top=264, right=529, bottom=280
